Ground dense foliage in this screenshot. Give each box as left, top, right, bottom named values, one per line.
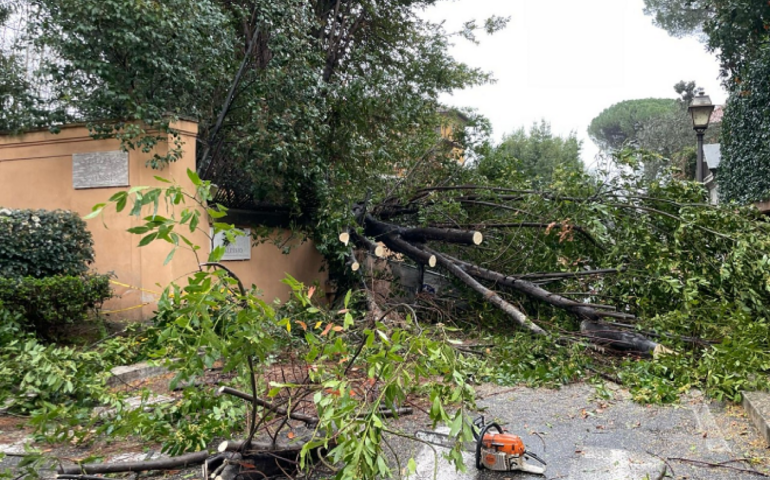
left=718, top=45, right=770, bottom=203
left=0, top=208, right=108, bottom=338
left=643, top=0, right=770, bottom=203
left=3, top=1, right=770, bottom=476
left=642, top=0, right=711, bottom=38
left=709, top=5, right=770, bottom=203
left=7, top=0, right=495, bottom=215
left=28, top=177, right=481, bottom=477
left=450, top=150, right=770, bottom=402
left=0, top=274, right=110, bottom=337
left=0, top=1, right=46, bottom=133
left=0, top=315, right=113, bottom=413
left=478, top=120, right=583, bottom=188
left=0, top=208, right=95, bottom=278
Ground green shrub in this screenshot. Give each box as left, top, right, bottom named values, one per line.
left=0, top=208, right=95, bottom=278
left=0, top=275, right=111, bottom=338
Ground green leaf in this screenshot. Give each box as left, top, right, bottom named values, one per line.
left=138, top=232, right=158, bottom=247
left=407, top=458, right=417, bottom=475
left=163, top=248, right=176, bottom=265
left=189, top=211, right=200, bottom=232
left=207, top=208, right=227, bottom=219
left=208, top=245, right=225, bottom=262
left=187, top=168, right=202, bottom=187
left=115, top=195, right=128, bottom=213
left=127, top=226, right=150, bottom=234
left=83, top=207, right=103, bottom=220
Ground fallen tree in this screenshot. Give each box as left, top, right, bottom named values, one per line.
left=332, top=158, right=770, bottom=364
left=64, top=151, right=770, bottom=480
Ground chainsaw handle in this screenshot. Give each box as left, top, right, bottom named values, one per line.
left=475, top=421, right=504, bottom=470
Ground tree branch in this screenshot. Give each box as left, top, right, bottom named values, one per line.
left=216, top=386, right=319, bottom=425
left=59, top=452, right=210, bottom=474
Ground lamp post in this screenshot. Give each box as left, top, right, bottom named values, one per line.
left=688, top=92, right=715, bottom=183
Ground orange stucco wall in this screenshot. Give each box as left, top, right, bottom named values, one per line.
left=0, top=122, right=326, bottom=321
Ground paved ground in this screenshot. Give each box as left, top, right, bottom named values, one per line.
left=389, top=383, right=770, bottom=480
left=2, top=382, right=769, bottom=479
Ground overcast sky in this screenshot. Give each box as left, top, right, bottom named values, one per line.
left=422, top=0, right=727, bottom=167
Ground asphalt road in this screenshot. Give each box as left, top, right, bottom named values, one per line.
left=389, top=383, right=770, bottom=480
left=2, top=382, right=768, bottom=479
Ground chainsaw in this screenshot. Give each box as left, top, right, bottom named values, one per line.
left=415, top=416, right=547, bottom=475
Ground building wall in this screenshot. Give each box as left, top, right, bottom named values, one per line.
left=0, top=122, right=326, bottom=321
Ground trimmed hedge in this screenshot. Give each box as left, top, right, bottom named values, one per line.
left=0, top=208, right=95, bottom=278
left=0, top=275, right=111, bottom=338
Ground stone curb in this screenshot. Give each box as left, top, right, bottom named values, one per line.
left=742, top=391, right=770, bottom=445
left=106, top=361, right=169, bottom=387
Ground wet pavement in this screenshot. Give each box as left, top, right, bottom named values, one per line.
left=391, top=383, right=770, bottom=480
left=2, top=382, right=769, bottom=479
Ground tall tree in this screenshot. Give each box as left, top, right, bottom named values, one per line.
left=587, top=98, right=680, bottom=153
left=15, top=0, right=496, bottom=218
left=642, top=0, right=711, bottom=38
left=478, top=120, right=583, bottom=188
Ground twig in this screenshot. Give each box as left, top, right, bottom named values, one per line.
left=668, top=457, right=770, bottom=477
left=477, top=388, right=518, bottom=400
left=585, top=366, right=622, bottom=385
left=243, top=355, right=260, bottom=450
left=200, top=262, right=246, bottom=296
left=645, top=451, right=675, bottom=478
left=57, top=475, right=115, bottom=480
left=453, top=346, right=487, bottom=356
left=356, top=407, right=413, bottom=419
left=530, top=431, right=547, bottom=454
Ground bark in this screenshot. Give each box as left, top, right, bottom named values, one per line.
left=429, top=222, right=604, bottom=249
left=428, top=249, right=548, bottom=336
left=218, top=439, right=311, bottom=453
left=580, top=321, right=660, bottom=355
left=59, top=451, right=210, bottom=474
left=400, top=227, right=482, bottom=245
left=439, top=252, right=635, bottom=322
left=198, top=20, right=264, bottom=174
left=358, top=205, right=668, bottom=353
left=376, top=228, right=545, bottom=335
left=350, top=231, right=386, bottom=257
left=364, top=214, right=481, bottom=246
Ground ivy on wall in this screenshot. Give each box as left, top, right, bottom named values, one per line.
left=718, top=45, right=770, bottom=204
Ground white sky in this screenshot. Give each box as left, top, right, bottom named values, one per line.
left=422, top=0, right=727, bottom=166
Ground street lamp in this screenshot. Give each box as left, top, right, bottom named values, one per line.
left=688, top=92, right=715, bottom=183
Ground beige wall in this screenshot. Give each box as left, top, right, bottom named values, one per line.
left=0, top=122, right=327, bottom=321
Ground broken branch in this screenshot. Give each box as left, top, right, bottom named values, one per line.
left=216, top=386, right=319, bottom=425
left=59, top=451, right=210, bottom=474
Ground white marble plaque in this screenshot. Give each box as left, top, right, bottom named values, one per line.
left=211, top=227, right=251, bottom=261
left=72, top=151, right=129, bottom=189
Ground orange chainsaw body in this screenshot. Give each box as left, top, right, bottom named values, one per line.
left=480, top=432, right=526, bottom=456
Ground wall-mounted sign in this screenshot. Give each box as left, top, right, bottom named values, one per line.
left=210, top=227, right=251, bottom=261
left=72, top=151, right=129, bottom=189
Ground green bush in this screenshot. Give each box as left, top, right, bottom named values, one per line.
left=0, top=208, right=95, bottom=278
left=0, top=275, right=111, bottom=338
